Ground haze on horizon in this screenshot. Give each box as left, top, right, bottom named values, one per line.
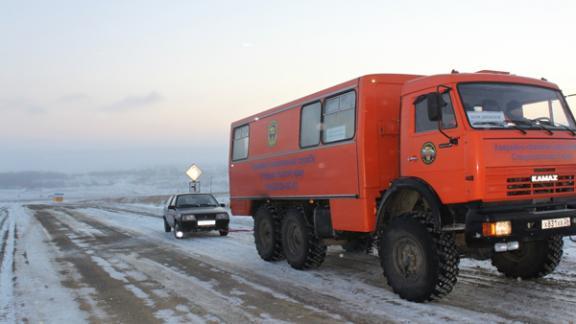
left=1, top=0, right=575, bottom=173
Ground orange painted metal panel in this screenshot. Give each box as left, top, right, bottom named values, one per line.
left=230, top=143, right=359, bottom=199
left=330, top=198, right=369, bottom=232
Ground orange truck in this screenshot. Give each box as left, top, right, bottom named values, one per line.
left=228, top=71, right=576, bottom=302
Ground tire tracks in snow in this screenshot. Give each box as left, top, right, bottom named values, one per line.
left=29, top=205, right=349, bottom=323
left=32, top=203, right=576, bottom=323
left=0, top=206, right=16, bottom=323
left=58, top=205, right=510, bottom=323
left=323, top=246, right=576, bottom=323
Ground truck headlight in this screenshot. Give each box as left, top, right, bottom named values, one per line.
left=482, top=221, right=512, bottom=237
left=215, top=213, right=229, bottom=220
left=181, top=214, right=196, bottom=221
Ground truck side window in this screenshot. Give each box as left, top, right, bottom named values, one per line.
left=232, top=124, right=249, bottom=161
left=415, top=93, right=457, bottom=133
left=300, top=102, right=321, bottom=147
left=322, top=91, right=356, bottom=143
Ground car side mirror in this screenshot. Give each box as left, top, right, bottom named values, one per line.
left=220, top=203, right=226, bottom=208
left=427, top=93, right=445, bottom=122
left=168, top=205, right=176, bottom=210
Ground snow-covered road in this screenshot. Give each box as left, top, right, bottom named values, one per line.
left=1, top=201, right=576, bottom=323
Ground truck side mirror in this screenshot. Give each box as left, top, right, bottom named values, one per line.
left=427, top=93, right=445, bottom=122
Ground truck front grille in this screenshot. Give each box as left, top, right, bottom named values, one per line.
left=506, top=175, right=575, bottom=196
left=485, top=166, right=576, bottom=201
left=195, top=213, right=216, bottom=220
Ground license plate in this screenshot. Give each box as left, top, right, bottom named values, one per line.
left=542, top=217, right=571, bottom=229
left=197, top=220, right=216, bottom=226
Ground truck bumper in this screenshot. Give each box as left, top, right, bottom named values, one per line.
left=464, top=200, right=576, bottom=247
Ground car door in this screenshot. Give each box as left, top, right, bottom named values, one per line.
left=400, top=89, right=469, bottom=203
left=166, top=196, right=177, bottom=226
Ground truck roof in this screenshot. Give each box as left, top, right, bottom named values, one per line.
left=231, top=74, right=420, bottom=127
left=402, top=72, right=559, bottom=96
left=231, top=71, right=561, bottom=127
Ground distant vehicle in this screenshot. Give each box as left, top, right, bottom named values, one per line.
left=163, top=193, right=230, bottom=239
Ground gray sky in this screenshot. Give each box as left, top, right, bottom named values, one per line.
left=1, top=0, right=576, bottom=172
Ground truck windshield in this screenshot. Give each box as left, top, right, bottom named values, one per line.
left=458, top=83, right=576, bottom=131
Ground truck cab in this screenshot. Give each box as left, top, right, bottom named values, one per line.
left=399, top=72, right=576, bottom=247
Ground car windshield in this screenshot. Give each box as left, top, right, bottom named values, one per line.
left=175, top=194, right=218, bottom=208
left=459, top=83, right=576, bottom=131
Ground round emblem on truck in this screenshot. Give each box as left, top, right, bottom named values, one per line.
left=268, top=121, right=278, bottom=147
left=421, top=142, right=436, bottom=164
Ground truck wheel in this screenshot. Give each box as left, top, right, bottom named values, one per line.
left=281, top=208, right=326, bottom=270
left=491, top=236, right=563, bottom=279
left=254, top=206, right=284, bottom=261
left=219, top=228, right=229, bottom=236
left=164, top=217, right=171, bottom=233
left=379, top=213, right=459, bottom=302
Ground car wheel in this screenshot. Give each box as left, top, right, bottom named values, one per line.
left=219, top=228, right=229, bottom=236
left=173, top=222, right=184, bottom=239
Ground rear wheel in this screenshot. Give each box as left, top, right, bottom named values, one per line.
left=219, top=228, right=229, bottom=236
left=281, top=208, right=326, bottom=270
left=254, top=205, right=284, bottom=261
left=164, top=217, right=171, bottom=233
left=491, top=236, right=563, bottom=279
left=379, top=213, right=459, bottom=302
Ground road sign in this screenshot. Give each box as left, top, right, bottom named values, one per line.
left=186, top=164, right=203, bottom=181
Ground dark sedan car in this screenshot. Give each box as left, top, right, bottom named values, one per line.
left=163, top=193, right=230, bottom=239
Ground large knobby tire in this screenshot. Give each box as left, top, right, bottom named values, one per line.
left=164, top=217, right=171, bottom=233
left=379, top=213, right=459, bottom=302
left=491, top=236, right=563, bottom=279
left=281, top=208, right=326, bottom=270
left=254, top=205, right=284, bottom=261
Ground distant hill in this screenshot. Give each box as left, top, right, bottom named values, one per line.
left=0, top=165, right=229, bottom=200
left=0, top=171, right=70, bottom=189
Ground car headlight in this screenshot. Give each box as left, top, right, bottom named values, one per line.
left=181, top=214, right=196, bottom=221
left=215, top=213, right=229, bottom=220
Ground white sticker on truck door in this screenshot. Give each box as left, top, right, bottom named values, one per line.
left=467, top=111, right=505, bottom=126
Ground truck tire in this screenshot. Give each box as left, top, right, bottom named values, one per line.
left=281, top=208, right=326, bottom=270
left=254, top=205, right=284, bottom=261
left=378, top=213, right=459, bottom=302
left=164, top=217, right=171, bottom=233
left=491, top=236, right=563, bottom=279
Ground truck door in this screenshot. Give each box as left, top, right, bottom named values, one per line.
left=400, top=89, right=469, bottom=204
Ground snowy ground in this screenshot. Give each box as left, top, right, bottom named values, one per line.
left=1, top=199, right=576, bottom=323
